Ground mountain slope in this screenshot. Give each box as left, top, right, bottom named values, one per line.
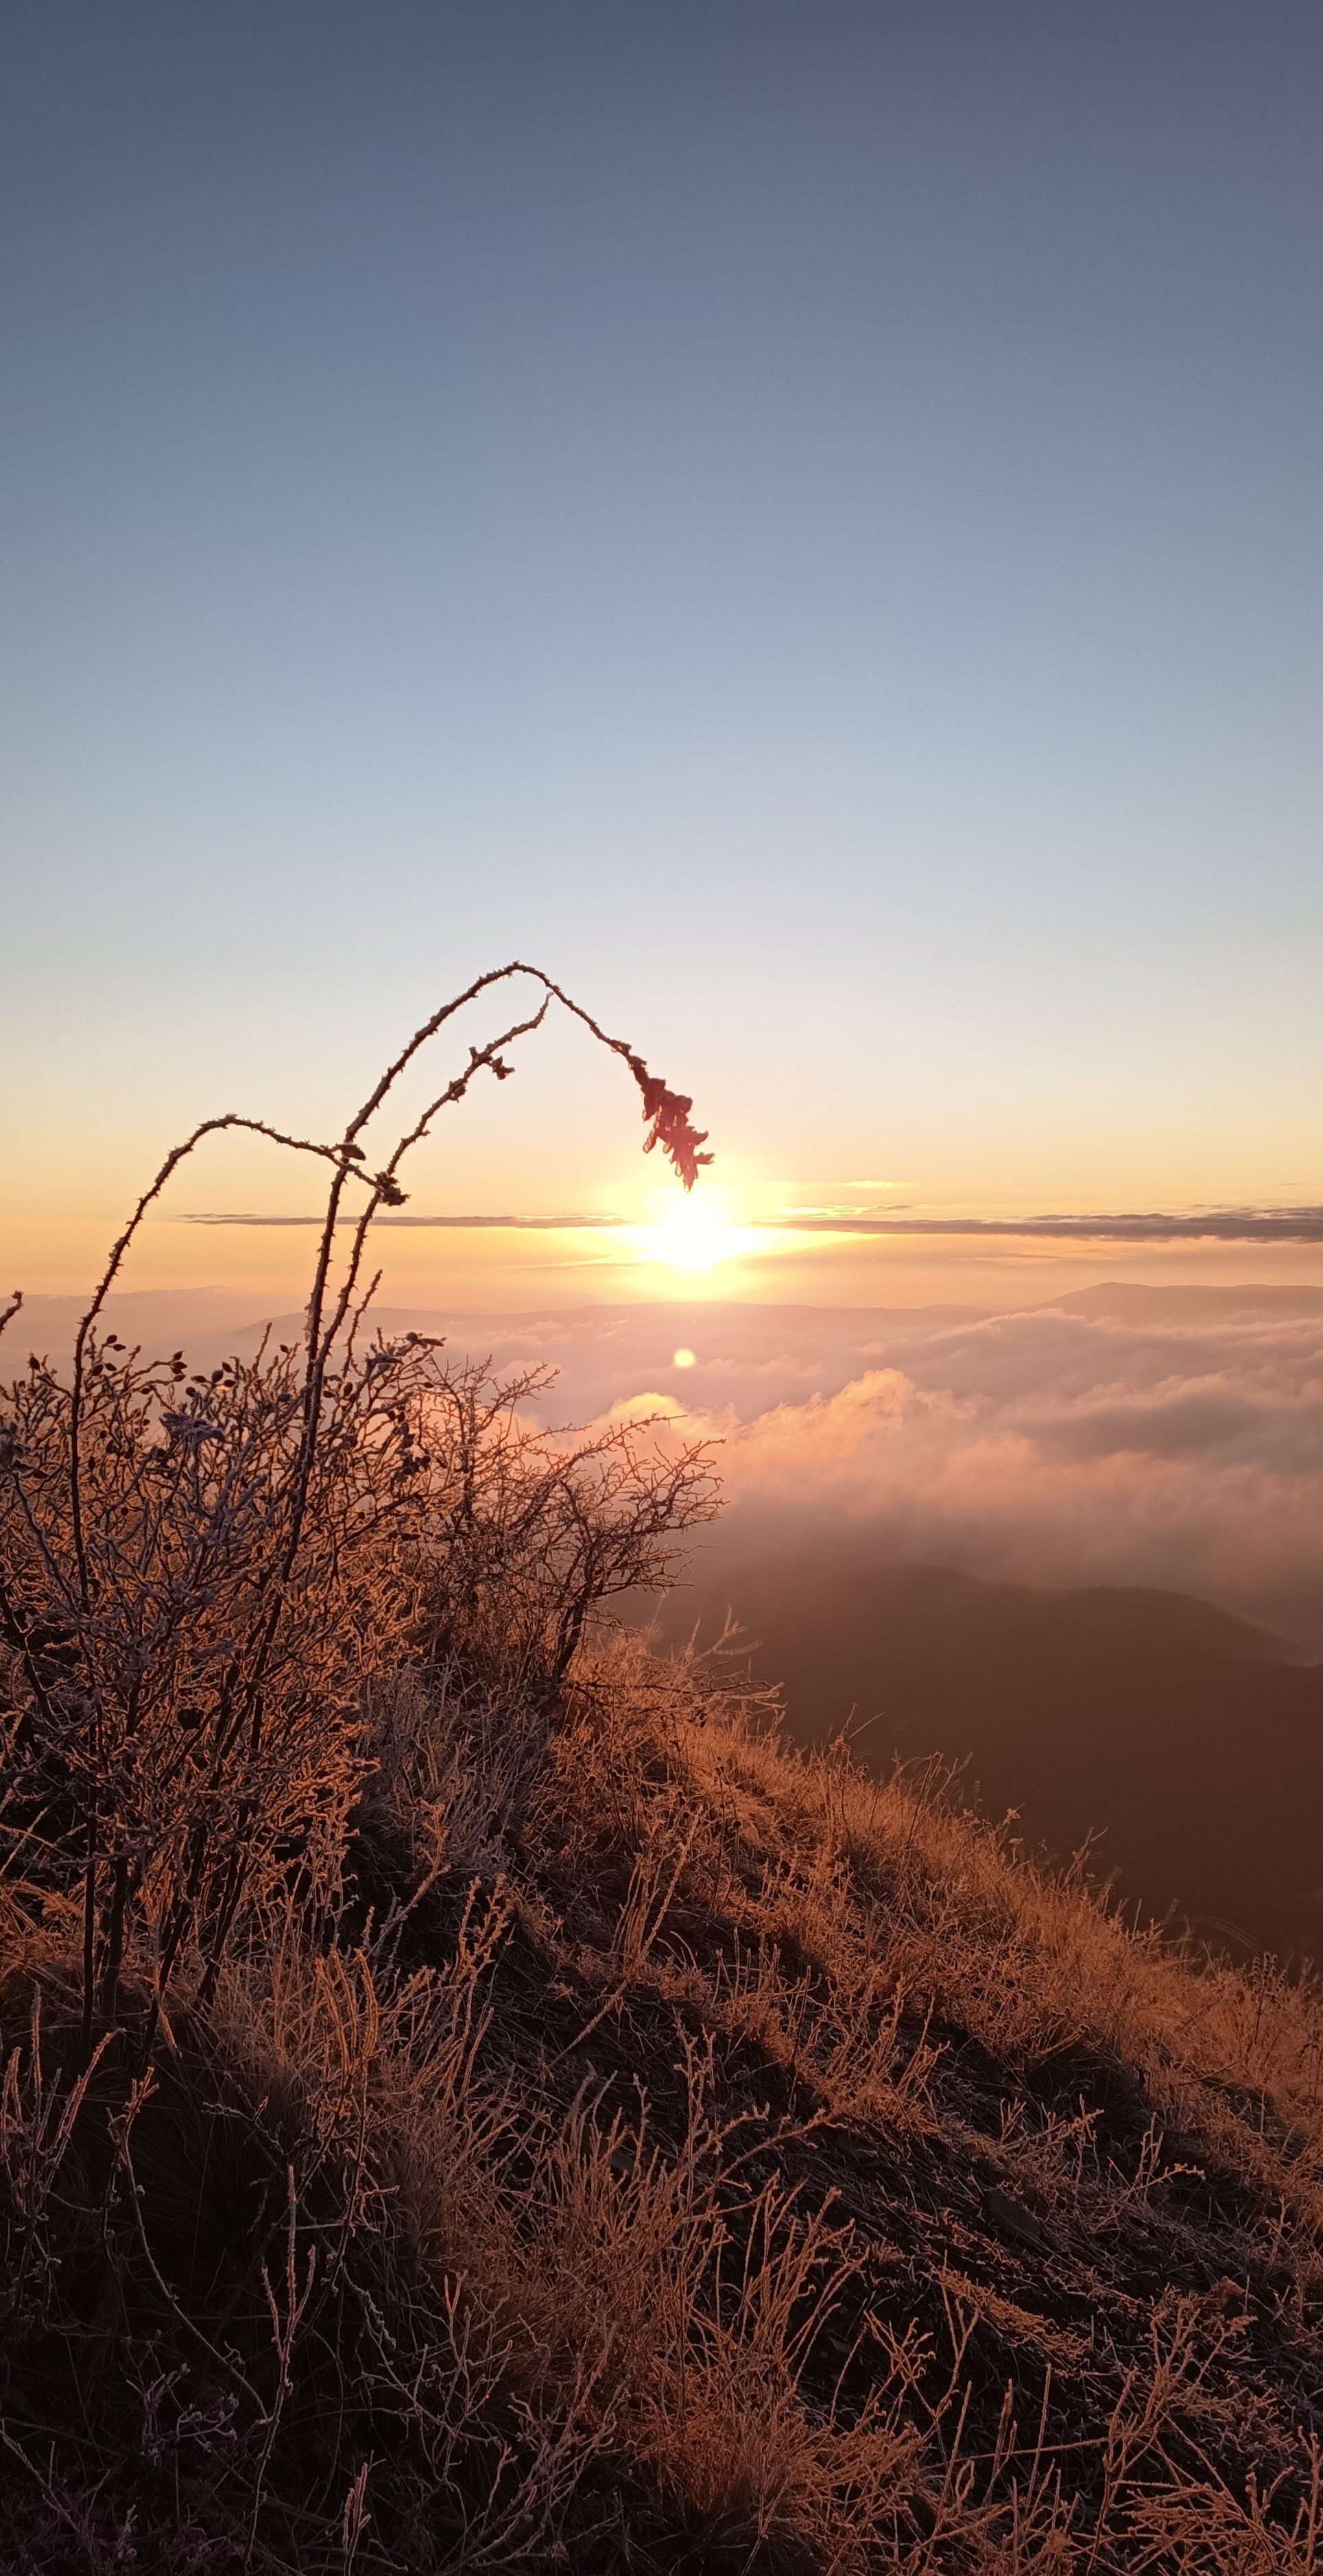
left=5, top=1626, right=1323, bottom=2571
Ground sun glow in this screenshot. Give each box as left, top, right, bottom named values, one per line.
left=639, top=1196, right=752, bottom=1275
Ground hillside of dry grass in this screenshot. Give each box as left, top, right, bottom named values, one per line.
left=5, top=1423, right=1323, bottom=2571
left=0, top=1151, right=1320, bottom=2573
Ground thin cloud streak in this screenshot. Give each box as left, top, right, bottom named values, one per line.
left=753, top=1210, right=1323, bottom=1243
left=173, top=1207, right=1323, bottom=1242
left=173, top=1212, right=622, bottom=1230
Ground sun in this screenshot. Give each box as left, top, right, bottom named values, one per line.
left=640, top=1196, right=749, bottom=1275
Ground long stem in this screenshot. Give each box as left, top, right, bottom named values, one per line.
left=80, top=1801, right=97, bottom=2069
left=68, top=1113, right=368, bottom=1611
left=102, top=1864, right=126, bottom=2026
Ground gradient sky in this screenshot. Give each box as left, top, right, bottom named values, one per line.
left=4, top=1, right=1322, bottom=1305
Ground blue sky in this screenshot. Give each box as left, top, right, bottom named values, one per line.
left=3, top=1, right=1322, bottom=1298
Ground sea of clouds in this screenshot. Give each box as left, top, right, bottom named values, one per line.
left=625, top=1288, right=1323, bottom=1654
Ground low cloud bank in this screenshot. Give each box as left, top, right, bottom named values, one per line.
left=595, top=1288, right=1323, bottom=1651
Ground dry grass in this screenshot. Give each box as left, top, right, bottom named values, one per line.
left=4, top=1584, right=1323, bottom=2568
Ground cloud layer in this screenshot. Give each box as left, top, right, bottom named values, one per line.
left=593, top=1288, right=1323, bottom=1651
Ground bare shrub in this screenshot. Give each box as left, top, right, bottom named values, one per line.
left=0, top=966, right=714, bottom=2058
left=0, top=1335, right=715, bottom=2054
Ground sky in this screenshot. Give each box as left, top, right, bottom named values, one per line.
left=3, top=1, right=1323, bottom=1310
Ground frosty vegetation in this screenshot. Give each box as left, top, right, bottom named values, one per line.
left=2, top=972, right=1322, bottom=2571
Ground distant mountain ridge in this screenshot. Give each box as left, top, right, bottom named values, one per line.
left=660, top=1554, right=1323, bottom=1962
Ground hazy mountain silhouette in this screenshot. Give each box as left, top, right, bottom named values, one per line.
left=660, top=1554, right=1323, bottom=1962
